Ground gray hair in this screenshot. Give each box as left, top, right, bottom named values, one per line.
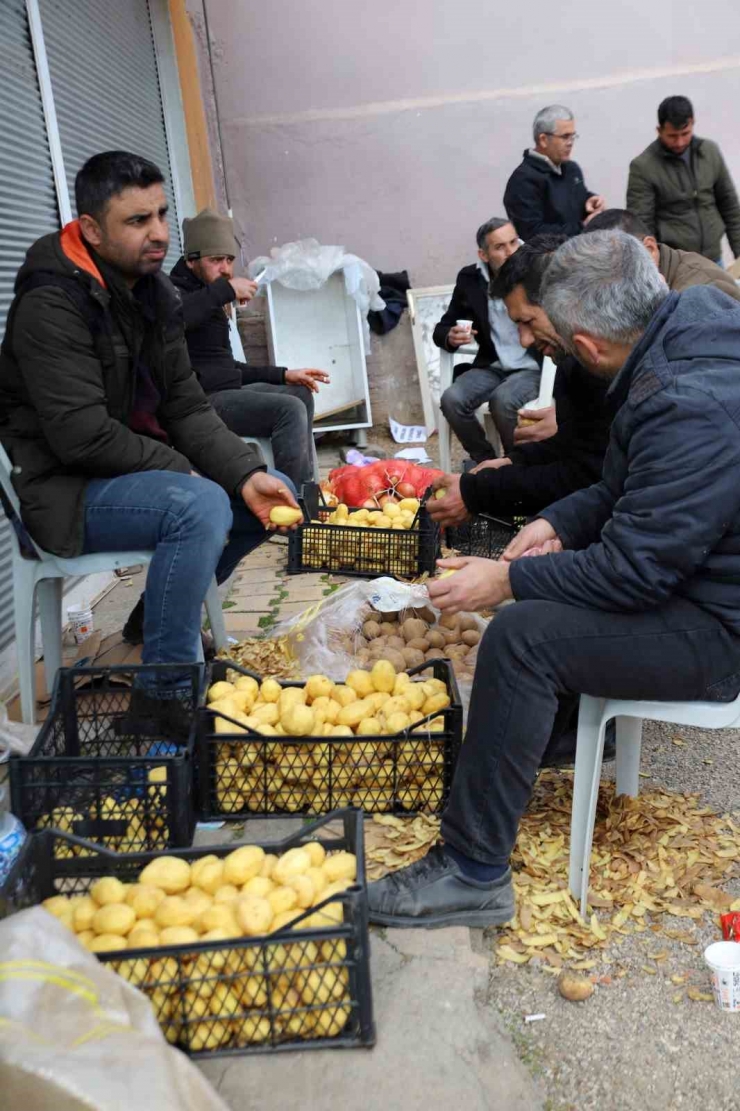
left=532, top=105, right=573, bottom=143
left=540, top=230, right=669, bottom=347
left=476, top=217, right=512, bottom=250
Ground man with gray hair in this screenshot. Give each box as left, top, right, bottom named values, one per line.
left=504, top=105, right=605, bottom=241
left=434, top=217, right=541, bottom=458
left=368, top=229, right=740, bottom=929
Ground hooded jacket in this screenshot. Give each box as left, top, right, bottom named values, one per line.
left=510, top=286, right=740, bottom=634
left=169, top=257, right=286, bottom=394
left=0, top=223, right=264, bottom=557
left=627, top=137, right=740, bottom=261
left=504, top=151, right=593, bottom=240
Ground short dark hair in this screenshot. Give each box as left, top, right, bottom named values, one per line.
left=75, top=150, right=164, bottom=221
left=658, top=96, right=693, bottom=129
left=490, top=233, right=567, bottom=304
left=475, top=217, right=512, bottom=250
left=582, top=209, right=650, bottom=239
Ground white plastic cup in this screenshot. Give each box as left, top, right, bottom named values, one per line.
left=67, top=602, right=94, bottom=644
left=704, top=940, right=740, bottom=1012
left=455, top=319, right=473, bottom=338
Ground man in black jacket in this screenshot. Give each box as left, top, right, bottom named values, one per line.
left=170, top=208, right=329, bottom=487
left=504, top=105, right=605, bottom=241
left=433, top=218, right=541, bottom=460
left=0, top=151, right=299, bottom=723
left=368, top=231, right=740, bottom=929
left=428, top=236, right=612, bottom=528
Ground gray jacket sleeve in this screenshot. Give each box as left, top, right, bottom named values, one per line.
left=509, top=385, right=740, bottom=611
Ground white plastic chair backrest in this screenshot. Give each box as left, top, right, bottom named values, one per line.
left=228, top=309, right=246, bottom=362
left=0, top=442, right=43, bottom=559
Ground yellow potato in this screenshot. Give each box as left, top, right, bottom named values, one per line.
left=287, top=874, right=315, bottom=908
left=281, top=702, right=315, bottom=736
left=231, top=688, right=256, bottom=713
left=234, top=674, right=259, bottom=696
left=278, top=685, right=307, bottom=711
left=251, top=702, right=280, bottom=726
left=260, top=678, right=282, bottom=703
left=381, top=695, right=411, bottom=717
left=312, top=1003, right=351, bottom=1037
left=139, top=857, right=191, bottom=895
left=125, top=884, right=166, bottom=919
left=385, top=711, right=411, bottom=734
left=332, top=684, right=357, bottom=708
left=182, top=888, right=212, bottom=918
left=213, top=883, right=240, bottom=904
left=92, top=903, right=136, bottom=936
left=191, top=856, right=225, bottom=895
left=305, top=674, right=334, bottom=702
left=370, top=659, right=396, bottom=693
left=155, top=896, right=199, bottom=929
left=306, top=867, right=329, bottom=901
left=76, top=929, right=95, bottom=947
left=337, top=699, right=373, bottom=729
left=207, top=680, right=235, bottom=703
left=404, top=684, right=426, bottom=711
left=127, top=927, right=159, bottom=949
left=223, top=844, right=265, bottom=886
left=260, top=853, right=278, bottom=879
left=196, top=904, right=240, bottom=934
left=269, top=506, right=303, bottom=526
left=422, top=692, right=451, bottom=716
left=87, top=933, right=127, bottom=953
left=356, top=716, right=382, bottom=735
left=90, top=876, right=127, bottom=906
left=270, top=908, right=301, bottom=932
left=397, top=497, right=420, bottom=513
left=323, top=852, right=357, bottom=883
left=267, top=885, right=298, bottom=915
left=72, top=897, right=97, bottom=932
left=331, top=724, right=354, bottom=736
left=242, top=876, right=273, bottom=898
left=273, top=847, right=312, bottom=885
left=159, top=926, right=199, bottom=946
left=236, top=895, right=274, bottom=936
left=345, top=669, right=374, bottom=698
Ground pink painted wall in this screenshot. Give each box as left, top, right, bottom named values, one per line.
left=188, top=0, right=740, bottom=285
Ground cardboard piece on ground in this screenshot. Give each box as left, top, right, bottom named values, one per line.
left=6, top=631, right=142, bottom=722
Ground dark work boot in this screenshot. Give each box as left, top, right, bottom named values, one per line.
left=122, top=596, right=145, bottom=645
left=114, top=688, right=194, bottom=746
left=367, top=845, right=515, bottom=929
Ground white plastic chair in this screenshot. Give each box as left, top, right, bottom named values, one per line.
left=241, top=435, right=320, bottom=483
left=0, top=445, right=227, bottom=724
left=437, top=346, right=502, bottom=472
left=569, top=692, right=740, bottom=915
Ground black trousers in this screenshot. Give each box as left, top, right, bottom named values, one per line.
left=440, top=596, right=740, bottom=865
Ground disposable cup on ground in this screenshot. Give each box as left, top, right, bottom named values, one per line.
left=67, top=603, right=94, bottom=644
left=704, top=940, right=740, bottom=1012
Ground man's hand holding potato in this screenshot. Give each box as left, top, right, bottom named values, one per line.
left=241, top=472, right=301, bottom=531
left=427, top=474, right=470, bottom=528
left=427, top=556, right=512, bottom=615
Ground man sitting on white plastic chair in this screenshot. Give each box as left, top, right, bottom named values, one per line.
left=433, top=218, right=541, bottom=462
left=368, top=230, right=740, bottom=930
left=170, top=208, right=329, bottom=488
left=0, top=151, right=300, bottom=739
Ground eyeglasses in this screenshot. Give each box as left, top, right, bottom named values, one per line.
left=545, top=132, right=579, bottom=142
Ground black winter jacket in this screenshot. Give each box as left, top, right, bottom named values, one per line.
left=504, top=151, right=593, bottom=240
left=510, top=287, right=740, bottom=634
left=459, top=357, right=610, bottom=516
left=169, top=257, right=286, bottom=394
left=433, top=265, right=495, bottom=367
left=0, top=224, right=263, bottom=557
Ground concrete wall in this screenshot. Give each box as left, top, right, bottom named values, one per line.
left=187, top=0, right=740, bottom=285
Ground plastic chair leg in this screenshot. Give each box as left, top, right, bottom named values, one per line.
left=569, top=695, right=608, bottom=916
left=438, top=418, right=452, bottom=473
left=13, top=561, right=40, bottom=724
left=310, top=436, right=321, bottom=483
left=205, top=578, right=227, bottom=651
left=615, top=715, right=643, bottom=797
left=37, top=577, right=63, bottom=701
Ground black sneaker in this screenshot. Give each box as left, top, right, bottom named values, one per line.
left=540, top=719, right=616, bottom=769
left=114, top=688, right=194, bottom=746
left=367, top=845, right=515, bottom=929
left=122, top=597, right=145, bottom=645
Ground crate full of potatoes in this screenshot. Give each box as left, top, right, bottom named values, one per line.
left=287, top=482, right=440, bottom=579
left=0, top=810, right=375, bottom=1056
left=196, top=657, right=462, bottom=821
left=9, top=664, right=203, bottom=856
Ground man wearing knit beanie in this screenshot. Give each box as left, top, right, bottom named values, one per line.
left=170, top=208, right=329, bottom=487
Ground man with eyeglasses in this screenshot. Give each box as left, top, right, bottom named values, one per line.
left=504, top=105, right=605, bottom=241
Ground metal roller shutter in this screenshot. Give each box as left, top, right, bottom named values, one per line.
left=38, top=0, right=182, bottom=267
left=0, top=0, right=60, bottom=653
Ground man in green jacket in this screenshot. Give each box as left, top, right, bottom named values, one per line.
left=0, top=150, right=299, bottom=729
left=627, top=95, right=740, bottom=264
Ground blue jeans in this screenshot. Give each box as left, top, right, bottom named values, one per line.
left=82, top=469, right=292, bottom=688
left=440, top=366, right=540, bottom=460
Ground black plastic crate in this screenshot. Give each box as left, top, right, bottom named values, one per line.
left=446, top=514, right=524, bottom=560
left=196, top=658, right=462, bottom=821
left=287, top=482, right=440, bottom=579
left=0, top=810, right=375, bottom=1057
left=10, top=665, right=203, bottom=854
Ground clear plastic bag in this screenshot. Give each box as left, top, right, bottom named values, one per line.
left=249, top=238, right=385, bottom=346
left=0, top=701, right=38, bottom=761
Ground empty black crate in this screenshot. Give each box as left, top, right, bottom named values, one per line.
left=287, top=482, right=440, bottom=579
left=446, top=514, right=523, bottom=559
left=196, top=658, right=462, bottom=821
left=0, top=809, right=375, bottom=1057
left=10, top=665, right=203, bottom=854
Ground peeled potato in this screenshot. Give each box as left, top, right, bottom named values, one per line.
left=126, top=884, right=166, bottom=919
left=281, top=703, right=315, bottom=736
left=323, top=851, right=357, bottom=883
left=345, top=670, right=374, bottom=698
left=269, top=506, right=303, bottom=526
left=305, top=674, right=334, bottom=701
left=159, top=926, right=199, bottom=946
left=90, top=876, right=127, bottom=906
left=73, top=897, right=97, bottom=932
left=155, top=896, right=199, bottom=929
left=273, top=848, right=311, bottom=885
left=88, top=933, right=127, bottom=953
left=92, top=902, right=136, bottom=937
left=224, top=844, right=265, bottom=886
left=127, top=927, right=160, bottom=949
left=260, top=678, right=282, bottom=703
left=333, top=685, right=358, bottom=708
left=242, top=876, right=273, bottom=898
left=191, top=856, right=225, bottom=895
left=207, top=680, right=235, bottom=703
left=370, top=659, right=396, bottom=693
left=139, top=857, right=191, bottom=895
left=236, top=895, right=274, bottom=936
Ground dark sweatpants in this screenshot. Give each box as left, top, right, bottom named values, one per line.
left=441, top=596, right=740, bottom=865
